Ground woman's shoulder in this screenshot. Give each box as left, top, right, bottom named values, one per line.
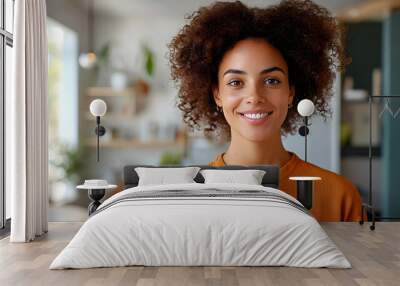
left=288, top=154, right=357, bottom=192
left=208, top=153, right=225, bottom=167
left=208, top=152, right=357, bottom=190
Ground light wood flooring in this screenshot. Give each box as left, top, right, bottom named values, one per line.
left=0, top=222, right=399, bottom=286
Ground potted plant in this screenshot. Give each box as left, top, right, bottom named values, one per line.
left=159, top=151, right=183, bottom=166
left=49, top=143, right=85, bottom=205
left=134, top=44, right=155, bottom=96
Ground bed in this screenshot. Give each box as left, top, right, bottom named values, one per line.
left=49, top=165, right=351, bottom=269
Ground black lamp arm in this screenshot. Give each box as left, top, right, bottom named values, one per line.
left=95, top=116, right=106, bottom=137
left=298, top=116, right=310, bottom=163
left=94, top=116, right=106, bottom=162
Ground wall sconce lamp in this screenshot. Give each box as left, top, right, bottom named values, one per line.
left=291, top=99, right=319, bottom=210
left=297, top=99, right=315, bottom=163
left=89, top=99, right=107, bottom=162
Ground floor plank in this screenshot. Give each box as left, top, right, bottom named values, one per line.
left=0, top=222, right=399, bottom=286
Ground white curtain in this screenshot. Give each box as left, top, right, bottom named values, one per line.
left=7, top=0, right=48, bottom=242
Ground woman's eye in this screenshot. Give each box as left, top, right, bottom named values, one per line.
left=227, top=80, right=242, bottom=87
left=264, top=78, right=281, bottom=86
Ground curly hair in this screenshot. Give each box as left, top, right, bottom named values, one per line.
left=169, top=0, right=347, bottom=137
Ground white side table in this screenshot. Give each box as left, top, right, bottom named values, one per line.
left=77, top=180, right=117, bottom=215
left=289, top=176, right=321, bottom=210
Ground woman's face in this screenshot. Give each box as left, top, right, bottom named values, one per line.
left=214, top=38, right=295, bottom=142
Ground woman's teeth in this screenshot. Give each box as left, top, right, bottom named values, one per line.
left=241, top=112, right=272, bottom=120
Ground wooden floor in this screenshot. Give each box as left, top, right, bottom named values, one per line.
left=0, top=222, right=399, bottom=286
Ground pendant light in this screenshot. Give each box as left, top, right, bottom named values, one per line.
left=79, top=0, right=97, bottom=69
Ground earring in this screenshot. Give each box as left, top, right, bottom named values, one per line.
left=288, top=103, right=293, bottom=109
left=216, top=105, right=223, bottom=113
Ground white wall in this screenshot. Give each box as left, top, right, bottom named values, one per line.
left=283, top=75, right=341, bottom=173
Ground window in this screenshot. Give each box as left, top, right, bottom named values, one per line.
left=47, top=18, right=81, bottom=220
left=1, top=0, right=14, bottom=231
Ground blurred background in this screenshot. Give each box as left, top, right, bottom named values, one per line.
left=37, top=0, right=400, bottom=221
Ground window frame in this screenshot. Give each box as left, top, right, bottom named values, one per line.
left=1, top=0, right=14, bottom=233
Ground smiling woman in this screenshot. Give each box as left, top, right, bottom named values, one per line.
left=169, top=0, right=363, bottom=222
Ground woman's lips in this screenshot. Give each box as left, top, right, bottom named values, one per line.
left=238, top=111, right=273, bottom=125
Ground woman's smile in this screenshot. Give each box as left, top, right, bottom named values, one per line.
left=237, top=110, right=274, bottom=126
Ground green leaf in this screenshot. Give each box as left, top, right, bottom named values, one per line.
left=144, top=46, right=155, bottom=77
left=98, top=43, right=110, bottom=66
left=50, top=142, right=85, bottom=184
left=160, top=152, right=182, bottom=165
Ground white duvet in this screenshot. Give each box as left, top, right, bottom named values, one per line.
left=50, top=183, right=351, bottom=269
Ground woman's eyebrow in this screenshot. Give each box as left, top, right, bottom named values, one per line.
left=260, top=67, right=286, bottom=75
left=223, top=67, right=285, bottom=76
left=223, top=69, right=247, bottom=76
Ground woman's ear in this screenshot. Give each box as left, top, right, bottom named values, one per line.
left=213, top=87, right=222, bottom=107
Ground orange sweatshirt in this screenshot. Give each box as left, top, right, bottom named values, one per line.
left=208, top=152, right=363, bottom=222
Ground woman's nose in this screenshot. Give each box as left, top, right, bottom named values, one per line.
left=246, top=87, right=265, bottom=104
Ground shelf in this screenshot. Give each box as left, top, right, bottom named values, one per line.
left=84, top=137, right=186, bottom=149
left=85, top=86, right=148, bottom=117
left=86, top=87, right=137, bottom=97
left=342, top=100, right=382, bottom=105
left=341, top=146, right=381, bottom=157
left=84, top=112, right=135, bottom=121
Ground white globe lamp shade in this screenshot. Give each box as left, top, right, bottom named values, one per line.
left=90, top=99, right=107, bottom=117
left=79, top=52, right=97, bottom=69
left=297, top=99, right=315, bottom=117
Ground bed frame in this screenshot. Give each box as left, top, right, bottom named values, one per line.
left=123, top=165, right=279, bottom=189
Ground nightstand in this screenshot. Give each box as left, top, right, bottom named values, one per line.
left=289, top=176, right=321, bottom=210
left=77, top=180, right=117, bottom=215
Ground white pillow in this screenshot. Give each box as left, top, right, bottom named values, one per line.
left=135, top=167, right=201, bottom=186
left=200, top=169, right=266, bottom=185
